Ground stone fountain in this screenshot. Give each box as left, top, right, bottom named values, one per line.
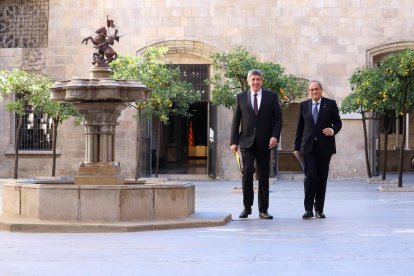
left=0, top=19, right=230, bottom=232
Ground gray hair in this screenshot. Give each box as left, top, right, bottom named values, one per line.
left=308, top=80, right=323, bottom=90
left=247, top=69, right=263, bottom=81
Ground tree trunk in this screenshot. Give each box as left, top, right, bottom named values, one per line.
left=135, top=110, right=141, bottom=180
left=14, top=116, right=22, bottom=179
left=381, top=113, right=393, bottom=180
left=52, top=118, right=58, bottom=177
left=398, top=79, right=409, bottom=188
left=398, top=112, right=406, bottom=188
left=155, top=119, right=162, bottom=178
left=382, top=131, right=389, bottom=180
left=362, top=113, right=372, bottom=177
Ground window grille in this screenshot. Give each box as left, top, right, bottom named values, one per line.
left=17, top=106, right=53, bottom=150
left=174, top=64, right=210, bottom=101
left=0, top=0, right=49, bottom=48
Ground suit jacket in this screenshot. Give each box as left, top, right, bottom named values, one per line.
left=230, top=89, right=282, bottom=151
left=294, top=97, right=342, bottom=156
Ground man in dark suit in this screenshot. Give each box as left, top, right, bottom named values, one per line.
left=231, top=69, right=282, bottom=220
left=294, top=80, right=342, bottom=219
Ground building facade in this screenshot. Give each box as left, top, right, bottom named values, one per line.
left=1, top=0, right=414, bottom=180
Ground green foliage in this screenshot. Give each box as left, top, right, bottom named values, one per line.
left=111, top=47, right=200, bottom=124
left=209, top=46, right=307, bottom=109
left=340, top=91, right=361, bottom=114
left=380, top=49, right=414, bottom=113
left=0, top=68, right=81, bottom=178
left=0, top=68, right=81, bottom=124
left=344, top=49, right=414, bottom=116
left=344, top=49, right=414, bottom=183
left=344, top=66, right=387, bottom=114
left=0, top=69, right=52, bottom=116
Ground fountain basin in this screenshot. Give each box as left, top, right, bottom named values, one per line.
left=50, top=78, right=149, bottom=103
left=1, top=179, right=195, bottom=222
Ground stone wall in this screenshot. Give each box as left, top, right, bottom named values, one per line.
left=1, top=0, right=414, bottom=179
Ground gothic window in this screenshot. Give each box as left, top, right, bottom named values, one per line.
left=0, top=0, right=49, bottom=48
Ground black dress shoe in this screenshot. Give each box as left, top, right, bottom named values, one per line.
left=239, top=209, right=252, bottom=218
left=259, top=212, right=273, bottom=220
left=315, top=212, right=326, bottom=218
left=302, top=211, right=314, bottom=219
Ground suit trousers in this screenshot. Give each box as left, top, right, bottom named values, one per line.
left=303, top=141, right=331, bottom=213
left=240, top=142, right=271, bottom=213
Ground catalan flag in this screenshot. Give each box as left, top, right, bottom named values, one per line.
left=188, top=120, right=194, bottom=146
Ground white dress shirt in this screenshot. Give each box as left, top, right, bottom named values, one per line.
left=251, top=89, right=262, bottom=110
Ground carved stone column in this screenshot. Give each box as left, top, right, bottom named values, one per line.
left=80, top=106, right=122, bottom=163
left=75, top=103, right=126, bottom=185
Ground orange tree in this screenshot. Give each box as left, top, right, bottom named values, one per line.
left=0, top=69, right=52, bottom=178
left=380, top=49, right=414, bottom=187
left=343, top=49, right=414, bottom=186
left=343, top=66, right=392, bottom=178
left=111, top=46, right=200, bottom=177
left=0, top=69, right=81, bottom=178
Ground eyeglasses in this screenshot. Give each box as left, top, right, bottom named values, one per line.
left=309, top=88, right=321, bottom=92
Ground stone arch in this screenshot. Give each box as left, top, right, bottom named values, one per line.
left=366, top=40, right=414, bottom=66
left=136, top=40, right=221, bottom=63
left=135, top=40, right=222, bottom=176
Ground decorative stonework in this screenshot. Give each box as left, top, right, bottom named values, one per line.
left=0, top=0, right=48, bottom=48
left=366, top=40, right=414, bottom=66
left=22, top=47, right=45, bottom=71
left=137, top=40, right=220, bottom=62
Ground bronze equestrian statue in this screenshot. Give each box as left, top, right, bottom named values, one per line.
left=81, top=18, right=120, bottom=67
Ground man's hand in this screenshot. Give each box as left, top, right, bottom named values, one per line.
left=293, top=150, right=301, bottom=158
left=231, top=144, right=238, bottom=153
left=322, top=128, right=334, bottom=136
left=269, top=137, right=278, bottom=149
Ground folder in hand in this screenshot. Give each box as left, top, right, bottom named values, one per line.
left=234, top=151, right=242, bottom=172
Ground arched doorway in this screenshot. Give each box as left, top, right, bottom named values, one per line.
left=136, top=40, right=221, bottom=177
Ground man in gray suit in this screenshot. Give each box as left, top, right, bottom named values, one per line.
left=294, top=80, right=342, bottom=219
left=230, top=69, right=282, bottom=219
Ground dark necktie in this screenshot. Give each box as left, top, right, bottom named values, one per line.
left=312, top=102, right=319, bottom=124
left=253, top=93, right=258, bottom=116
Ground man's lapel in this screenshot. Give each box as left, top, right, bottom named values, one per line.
left=245, top=91, right=255, bottom=115
left=257, top=90, right=269, bottom=115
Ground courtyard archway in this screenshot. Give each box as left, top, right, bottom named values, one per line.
left=136, top=40, right=221, bottom=177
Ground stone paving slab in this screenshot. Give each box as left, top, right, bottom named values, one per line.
left=1, top=176, right=414, bottom=276
left=379, top=185, right=414, bottom=192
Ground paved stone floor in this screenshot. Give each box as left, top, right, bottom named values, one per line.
left=1, top=176, right=414, bottom=276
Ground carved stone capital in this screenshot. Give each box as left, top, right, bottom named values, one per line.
left=22, top=48, right=45, bottom=72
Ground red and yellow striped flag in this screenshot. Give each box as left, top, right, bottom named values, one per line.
left=188, top=120, right=194, bottom=146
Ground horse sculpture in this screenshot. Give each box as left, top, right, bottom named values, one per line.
left=81, top=21, right=120, bottom=67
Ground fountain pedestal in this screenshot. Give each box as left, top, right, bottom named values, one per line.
left=52, top=66, right=145, bottom=186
